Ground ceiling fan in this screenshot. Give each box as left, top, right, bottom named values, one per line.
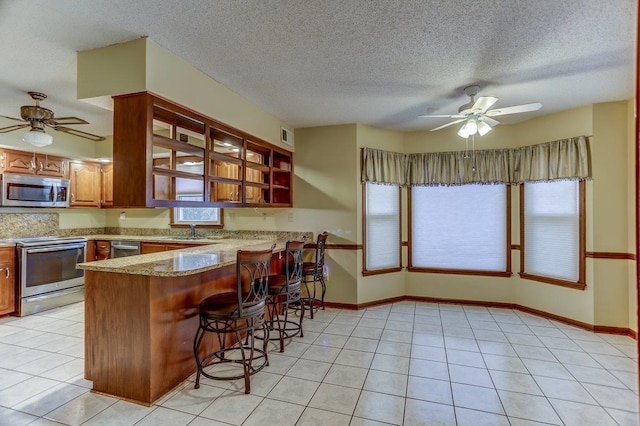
left=0, top=91, right=105, bottom=147
left=420, top=85, right=542, bottom=138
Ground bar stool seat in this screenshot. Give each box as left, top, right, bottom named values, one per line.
left=193, top=245, right=274, bottom=394
left=264, top=239, right=305, bottom=352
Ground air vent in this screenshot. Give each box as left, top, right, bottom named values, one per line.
left=281, top=127, right=293, bottom=146
left=179, top=133, right=189, bottom=142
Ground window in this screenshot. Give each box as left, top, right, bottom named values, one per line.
left=410, top=184, right=510, bottom=275
left=171, top=195, right=223, bottom=227
left=521, top=180, right=585, bottom=289
left=363, top=182, right=401, bottom=274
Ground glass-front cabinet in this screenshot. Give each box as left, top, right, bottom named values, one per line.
left=111, top=92, right=293, bottom=208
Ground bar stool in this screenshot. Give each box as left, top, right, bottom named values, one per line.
left=264, top=239, right=305, bottom=352
left=302, top=232, right=328, bottom=319
left=193, top=244, right=274, bottom=394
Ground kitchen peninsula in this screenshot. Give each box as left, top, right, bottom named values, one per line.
left=78, top=238, right=286, bottom=406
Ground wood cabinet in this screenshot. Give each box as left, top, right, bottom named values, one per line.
left=112, top=92, right=293, bottom=208
left=95, top=241, right=111, bottom=260
left=1, top=149, right=67, bottom=178
left=0, top=247, right=15, bottom=316
left=101, top=163, right=113, bottom=207
left=140, top=241, right=200, bottom=254
left=69, top=162, right=101, bottom=207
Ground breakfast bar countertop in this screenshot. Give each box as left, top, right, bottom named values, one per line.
left=77, top=239, right=284, bottom=277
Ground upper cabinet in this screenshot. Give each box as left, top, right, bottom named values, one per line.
left=112, top=92, right=293, bottom=208
left=1, top=149, right=67, bottom=178
left=68, top=161, right=113, bottom=208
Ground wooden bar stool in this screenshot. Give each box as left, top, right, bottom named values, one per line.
left=193, top=244, right=275, bottom=394
left=301, top=232, right=328, bottom=319
left=264, top=239, right=305, bottom=352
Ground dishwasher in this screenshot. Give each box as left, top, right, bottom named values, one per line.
left=110, top=241, right=141, bottom=258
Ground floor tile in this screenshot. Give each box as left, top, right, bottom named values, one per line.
left=376, top=340, right=411, bottom=357
left=267, top=376, right=319, bottom=405
left=82, top=399, right=155, bottom=426
left=44, top=392, right=118, bottom=425
left=497, top=390, right=561, bottom=424
left=0, top=407, right=39, bottom=426
left=343, top=336, right=379, bottom=352
left=409, top=358, right=449, bottom=381
left=286, top=358, right=331, bottom=382
left=370, top=353, right=410, bottom=374
left=581, top=382, right=640, bottom=412
left=564, top=364, right=626, bottom=388
left=410, top=343, right=446, bottom=362
left=198, top=390, right=262, bottom=425
left=489, top=370, right=544, bottom=395
left=12, top=382, right=87, bottom=417
left=308, top=383, right=361, bottom=415
left=404, top=398, right=455, bottom=426
left=313, top=333, right=348, bottom=348
left=533, top=375, right=596, bottom=404
left=455, top=406, right=510, bottom=426
left=296, top=406, right=351, bottom=425
left=353, top=390, right=405, bottom=425
left=406, top=376, right=452, bottom=405
left=135, top=406, right=195, bottom=426
left=445, top=348, right=486, bottom=368
left=363, top=369, right=408, bottom=397
left=549, top=397, right=618, bottom=426
left=451, top=383, right=504, bottom=415
left=160, top=383, right=226, bottom=415
left=323, top=363, right=368, bottom=388
left=482, top=353, right=528, bottom=373
left=448, top=364, right=493, bottom=388
left=334, top=348, right=374, bottom=368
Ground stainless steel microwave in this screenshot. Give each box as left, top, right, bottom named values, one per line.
left=1, top=173, right=70, bottom=207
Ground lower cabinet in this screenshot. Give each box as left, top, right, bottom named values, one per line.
left=140, top=242, right=199, bottom=254
left=0, top=247, right=15, bottom=316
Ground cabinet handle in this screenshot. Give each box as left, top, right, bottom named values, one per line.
left=71, top=193, right=75, bottom=202
left=236, top=191, right=240, bottom=201
left=229, top=190, right=234, bottom=201
left=30, top=160, right=35, bottom=170
left=5, top=267, right=9, bottom=279
left=40, top=162, right=44, bottom=171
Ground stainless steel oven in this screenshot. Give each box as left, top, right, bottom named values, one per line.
left=14, top=236, right=87, bottom=316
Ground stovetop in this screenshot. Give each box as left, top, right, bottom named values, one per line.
left=5, top=236, right=88, bottom=247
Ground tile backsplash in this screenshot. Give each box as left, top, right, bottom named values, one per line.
left=0, top=213, right=312, bottom=242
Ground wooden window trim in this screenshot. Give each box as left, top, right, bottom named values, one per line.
left=519, top=181, right=586, bottom=289
left=362, top=182, right=402, bottom=275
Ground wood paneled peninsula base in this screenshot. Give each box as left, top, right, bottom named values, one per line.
left=78, top=239, right=284, bottom=406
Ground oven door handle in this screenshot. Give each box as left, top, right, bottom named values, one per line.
left=25, top=243, right=86, bottom=254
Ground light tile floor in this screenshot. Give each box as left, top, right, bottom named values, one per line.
left=0, top=301, right=638, bottom=425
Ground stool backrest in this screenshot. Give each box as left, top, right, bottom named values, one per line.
left=283, top=239, right=305, bottom=293
left=314, top=232, right=329, bottom=273
left=236, top=244, right=275, bottom=317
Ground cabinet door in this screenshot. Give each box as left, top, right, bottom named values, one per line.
left=3, top=149, right=35, bottom=174
left=0, top=248, right=15, bottom=316
left=101, top=164, right=114, bottom=207
left=215, top=163, right=241, bottom=202
left=140, top=242, right=168, bottom=254
left=69, top=162, right=101, bottom=207
left=96, top=241, right=111, bottom=260
left=35, top=155, right=67, bottom=178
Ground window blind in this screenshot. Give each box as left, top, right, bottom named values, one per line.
left=411, top=184, right=506, bottom=271
left=524, top=180, right=579, bottom=281
left=365, top=182, right=400, bottom=270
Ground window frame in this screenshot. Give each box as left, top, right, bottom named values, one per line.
left=519, top=180, right=586, bottom=290
left=170, top=194, right=224, bottom=228
left=362, top=182, right=403, bottom=276
left=407, top=184, right=512, bottom=277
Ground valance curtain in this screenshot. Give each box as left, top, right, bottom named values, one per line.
left=361, top=136, right=591, bottom=186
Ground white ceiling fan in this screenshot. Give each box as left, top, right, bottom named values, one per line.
left=420, top=85, right=542, bottom=138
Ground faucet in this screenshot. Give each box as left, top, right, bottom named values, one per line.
left=189, top=224, right=196, bottom=238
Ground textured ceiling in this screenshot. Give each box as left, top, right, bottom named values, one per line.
left=0, top=0, right=636, bottom=139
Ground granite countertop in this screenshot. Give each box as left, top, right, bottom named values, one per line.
left=77, top=239, right=284, bottom=277
left=83, top=234, right=229, bottom=244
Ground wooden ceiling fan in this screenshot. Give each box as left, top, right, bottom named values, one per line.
left=0, top=91, right=105, bottom=143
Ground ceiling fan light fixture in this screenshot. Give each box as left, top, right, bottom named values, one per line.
left=22, top=128, right=53, bottom=147
left=457, top=118, right=478, bottom=138
left=477, top=120, right=492, bottom=136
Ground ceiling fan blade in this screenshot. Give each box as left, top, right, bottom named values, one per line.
left=472, top=96, right=498, bottom=113
left=0, top=115, right=26, bottom=123
left=480, top=116, right=500, bottom=127
left=418, top=114, right=465, bottom=119
left=46, top=116, right=89, bottom=126
left=53, top=126, right=105, bottom=141
left=430, top=118, right=466, bottom=132
left=0, top=123, right=30, bottom=133
left=486, top=102, right=542, bottom=117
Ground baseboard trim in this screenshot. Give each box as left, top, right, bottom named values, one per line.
left=324, top=296, right=636, bottom=338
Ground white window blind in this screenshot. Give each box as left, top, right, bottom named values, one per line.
left=411, top=184, right=507, bottom=271
left=524, top=180, right=579, bottom=281
left=365, top=182, right=400, bottom=270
